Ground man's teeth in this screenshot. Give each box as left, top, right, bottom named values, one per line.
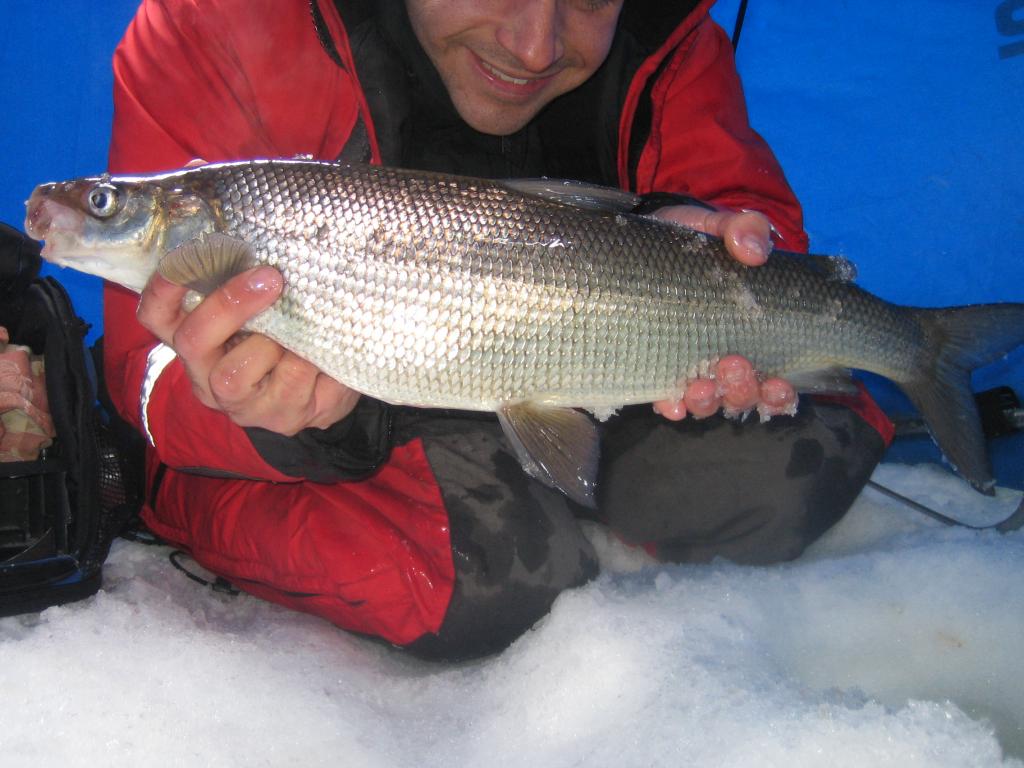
left=481, top=60, right=529, bottom=86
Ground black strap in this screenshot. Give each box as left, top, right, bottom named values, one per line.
left=245, top=396, right=394, bottom=483
left=169, top=550, right=240, bottom=595
left=309, top=0, right=345, bottom=68
left=732, top=0, right=750, bottom=50
left=631, top=191, right=717, bottom=216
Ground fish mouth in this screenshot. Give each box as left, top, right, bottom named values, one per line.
left=24, top=190, right=84, bottom=255
left=24, top=192, right=52, bottom=239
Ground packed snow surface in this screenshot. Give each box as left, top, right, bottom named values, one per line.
left=1, top=462, right=1022, bottom=767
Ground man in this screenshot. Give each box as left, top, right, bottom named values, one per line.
left=104, top=0, right=891, bottom=660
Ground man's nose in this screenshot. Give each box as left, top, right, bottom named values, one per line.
left=495, top=0, right=565, bottom=73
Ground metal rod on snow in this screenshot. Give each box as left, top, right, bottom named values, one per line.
left=867, top=480, right=1024, bottom=533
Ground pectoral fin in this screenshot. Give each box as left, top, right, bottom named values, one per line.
left=158, top=233, right=256, bottom=295
left=497, top=403, right=600, bottom=508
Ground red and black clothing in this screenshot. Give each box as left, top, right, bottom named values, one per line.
left=105, top=0, right=891, bottom=659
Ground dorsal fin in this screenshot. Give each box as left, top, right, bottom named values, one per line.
left=785, top=251, right=858, bottom=282
left=503, top=178, right=641, bottom=214
left=158, top=233, right=256, bottom=294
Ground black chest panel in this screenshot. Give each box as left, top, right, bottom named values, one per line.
left=315, top=0, right=700, bottom=184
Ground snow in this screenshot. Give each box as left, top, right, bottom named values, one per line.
left=0, top=3, right=1022, bottom=765
left=1, top=462, right=1022, bottom=767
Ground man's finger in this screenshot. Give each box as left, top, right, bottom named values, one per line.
left=307, top=375, right=362, bottom=430
left=209, top=333, right=286, bottom=409
left=653, top=205, right=727, bottom=233
left=682, top=378, right=720, bottom=419
left=653, top=397, right=688, bottom=421
left=137, top=273, right=191, bottom=344
left=652, top=206, right=773, bottom=266
left=257, top=354, right=321, bottom=431
left=716, top=355, right=761, bottom=413
left=169, top=266, right=282, bottom=366
left=720, top=210, right=773, bottom=266
left=757, top=377, right=798, bottom=419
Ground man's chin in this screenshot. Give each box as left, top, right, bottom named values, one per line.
left=459, top=109, right=538, bottom=136
left=449, top=92, right=548, bottom=136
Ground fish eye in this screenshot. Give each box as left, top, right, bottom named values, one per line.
left=87, top=183, right=121, bottom=218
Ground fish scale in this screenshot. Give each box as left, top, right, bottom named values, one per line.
left=212, top=161, right=916, bottom=412
left=209, top=163, right=697, bottom=410
left=25, top=158, right=1024, bottom=502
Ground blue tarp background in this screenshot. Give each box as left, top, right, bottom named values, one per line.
left=1, top=1, right=1022, bottom=484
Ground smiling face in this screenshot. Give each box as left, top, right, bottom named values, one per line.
left=405, top=0, right=624, bottom=136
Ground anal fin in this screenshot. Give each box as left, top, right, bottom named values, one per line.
left=783, top=367, right=860, bottom=395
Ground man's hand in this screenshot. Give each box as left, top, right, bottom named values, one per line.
left=650, top=205, right=797, bottom=421
left=137, top=266, right=360, bottom=435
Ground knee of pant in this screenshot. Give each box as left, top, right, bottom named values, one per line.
left=446, top=481, right=599, bottom=589
left=653, top=490, right=842, bottom=566
left=407, top=421, right=599, bottom=661
left=400, top=508, right=599, bottom=662
left=652, top=463, right=865, bottom=566
left=600, top=402, right=887, bottom=566
left=419, top=419, right=599, bottom=592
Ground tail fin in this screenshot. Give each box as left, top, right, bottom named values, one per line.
left=901, top=303, right=1024, bottom=495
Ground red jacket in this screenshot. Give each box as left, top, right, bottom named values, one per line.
left=105, top=0, right=860, bottom=645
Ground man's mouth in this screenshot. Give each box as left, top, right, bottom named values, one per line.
left=479, top=58, right=531, bottom=86
left=473, top=53, right=554, bottom=96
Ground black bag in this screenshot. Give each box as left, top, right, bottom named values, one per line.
left=0, top=222, right=140, bottom=616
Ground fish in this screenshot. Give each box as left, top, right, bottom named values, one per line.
left=23, top=158, right=1024, bottom=505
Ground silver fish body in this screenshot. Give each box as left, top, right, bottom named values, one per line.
left=24, top=159, right=1024, bottom=502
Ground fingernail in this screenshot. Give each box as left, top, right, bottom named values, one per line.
left=247, top=268, right=280, bottom=293
left=716, top=356, right=747, bottom=382
left=721, top=367, right=743, bottom=384
left=741, top=235, right=767, bottom=263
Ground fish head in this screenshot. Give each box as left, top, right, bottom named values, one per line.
left=24, top=172, right=216, bottom=293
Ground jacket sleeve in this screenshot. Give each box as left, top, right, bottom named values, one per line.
left=105, top=0, right=386, bottom=481
left=635, top=15, right=810, bottom=253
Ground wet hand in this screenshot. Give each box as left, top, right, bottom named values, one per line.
left=136, top=266, right=360, bottom=434
left=654, top=204, right=774, bottom=265
left=650, top=205, right=797, bottom=420
left=652, top=355, right=797, bottom=422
